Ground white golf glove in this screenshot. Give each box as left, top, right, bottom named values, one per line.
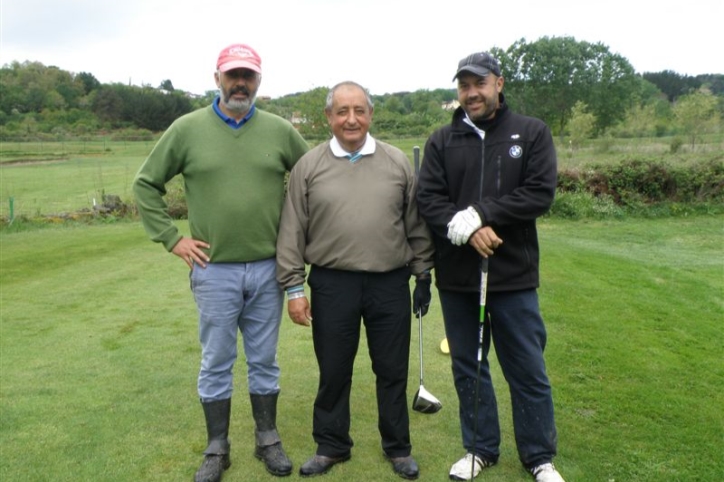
left=447, top=206, right=482, bottom=246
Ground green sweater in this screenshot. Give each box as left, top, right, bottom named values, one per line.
left=133, top=105, right=309, bottom=263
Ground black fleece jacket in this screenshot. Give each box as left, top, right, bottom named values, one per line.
left=417, top=96, right=557, bottom=293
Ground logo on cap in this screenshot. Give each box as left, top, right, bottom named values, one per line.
left=227, top=46, right=255, bottom=59
left=217, top=43, right=262, bottom=73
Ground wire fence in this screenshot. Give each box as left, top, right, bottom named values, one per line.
left=1, top=139, right=156, bottom=220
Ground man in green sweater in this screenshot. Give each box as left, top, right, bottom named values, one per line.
left=133, top=43, right=309, bottom=482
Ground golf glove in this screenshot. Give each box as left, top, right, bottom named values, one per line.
left=447, top=206, right=482, bottom=245
left=413, top=277, right=431, bottom=317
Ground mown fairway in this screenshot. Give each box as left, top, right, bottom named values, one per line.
left=1, top=216, right=722, bottom=481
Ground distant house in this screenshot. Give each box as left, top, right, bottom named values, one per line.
left=290, top=111, right=307, bottom=125
left=442, top=100, right=460, bottom=111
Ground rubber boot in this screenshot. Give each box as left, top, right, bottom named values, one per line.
left=195, top=399, right=232, bottom=482
left=250, top=393, right=292, bottom=476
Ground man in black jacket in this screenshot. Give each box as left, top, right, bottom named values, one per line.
left=416, top=52, right=564, bottom=482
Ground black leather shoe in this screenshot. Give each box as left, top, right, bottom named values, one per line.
left=299, top=454, right=351, bottom=477
left=387, top=455, right=419, bottom=480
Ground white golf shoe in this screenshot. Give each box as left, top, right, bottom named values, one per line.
left=531, top=463, right=565, bottom=482
left=449, top=453, right=495, bottom=480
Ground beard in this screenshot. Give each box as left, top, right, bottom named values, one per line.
left=220, top=85, right=257, bottom=115
left=463, top=96, right=498, bottom=122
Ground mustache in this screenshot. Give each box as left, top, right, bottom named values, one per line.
left=229, top=86, right=250, bottom=96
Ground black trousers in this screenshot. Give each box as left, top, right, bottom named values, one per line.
left=307, top=265, right=412, bottom=458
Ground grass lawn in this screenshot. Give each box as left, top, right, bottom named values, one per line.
left=1, top=216, right=722, bottom=481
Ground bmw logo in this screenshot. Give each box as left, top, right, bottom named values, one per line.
left=509, top=145, right=523, bottom=158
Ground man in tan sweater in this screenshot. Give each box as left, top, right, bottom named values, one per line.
left=276, top=81, right=434, bottom=480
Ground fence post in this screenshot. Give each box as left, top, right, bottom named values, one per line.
left=9, top=197, right=15, bottom=225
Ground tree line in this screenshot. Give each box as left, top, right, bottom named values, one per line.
left=1, top=36, right=721, bottom=144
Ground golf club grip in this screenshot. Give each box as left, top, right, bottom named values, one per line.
left=478, top=258, right=489, bottom=362
left=413, top=146, right=420, bottom=175
left=479, top=258, right=489, bottom=311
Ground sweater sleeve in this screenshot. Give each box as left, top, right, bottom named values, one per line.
left=132, top=124, right=185, bottom=251
left=403, top=159, right=435, bottom=275
left=275, top=157, right=310, bottom=289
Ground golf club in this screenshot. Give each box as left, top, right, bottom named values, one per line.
left=411, top=143, right=441, bottom=414
left=412, top=307, right=442, bottom=414
left=471, top=257, right=489, bottom=479
left=412, top=142, right=442, bottom=413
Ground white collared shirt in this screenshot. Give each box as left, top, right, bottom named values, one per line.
left=463, top=114, right=486, bottom=140
left=330, top=133, right=377, bottom=162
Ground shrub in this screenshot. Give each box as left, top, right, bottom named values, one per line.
left=549, top=192, right=623, bottom=219
left=605, top=160, right=676, bottom=203
left=555, top=156, right=724, bottom=214
left=672, top=158, right=724, bottom=202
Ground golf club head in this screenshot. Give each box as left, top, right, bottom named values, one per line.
left=412, top=385, right=442, bottom=414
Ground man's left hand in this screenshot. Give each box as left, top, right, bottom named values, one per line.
left=288, top=297, right=312, bottom=327
left=413, top=277, right=432, bottom=316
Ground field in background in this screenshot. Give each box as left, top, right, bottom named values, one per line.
left=2, top=135, right=723, bottom=220
left=0, top=140, right=155, bottom=219
left=1, top=217, right=722, bottom=481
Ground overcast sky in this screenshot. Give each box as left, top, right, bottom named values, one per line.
left=2, top=0, right=722, bottom=98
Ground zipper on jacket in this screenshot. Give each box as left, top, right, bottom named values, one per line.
left=478, top=133, right=486, bottom=202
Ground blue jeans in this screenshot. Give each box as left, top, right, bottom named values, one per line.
left=439, top=288, right=557, bottom=469
left=190, top=258, right=283, bottom=402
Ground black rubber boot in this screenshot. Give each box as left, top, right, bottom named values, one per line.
left=250, top=393, right=292, bottom=477
left=195, top=399, right=232, bottom=482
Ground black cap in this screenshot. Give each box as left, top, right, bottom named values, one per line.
left=453, top=52, right=501, bottom=81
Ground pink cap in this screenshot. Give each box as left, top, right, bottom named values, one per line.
left=216, top=44, right=262, bottom=73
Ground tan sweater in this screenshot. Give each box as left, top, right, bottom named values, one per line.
left=276, top=138, right=434, bottom=289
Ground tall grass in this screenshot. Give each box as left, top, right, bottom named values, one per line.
left=1, top=216, right=722, bottom=481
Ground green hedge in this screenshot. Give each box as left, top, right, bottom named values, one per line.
left=558, top=157, right=724, bottom=205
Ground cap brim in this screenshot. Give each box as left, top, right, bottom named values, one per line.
left=452, top=66, right=491, bottom=81
left=218, top=60, right=262, bottom=74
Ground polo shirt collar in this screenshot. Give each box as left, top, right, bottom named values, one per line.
left=213, top=97, right=256, bottom=129
left=330, top=133, right=376, bottom=163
